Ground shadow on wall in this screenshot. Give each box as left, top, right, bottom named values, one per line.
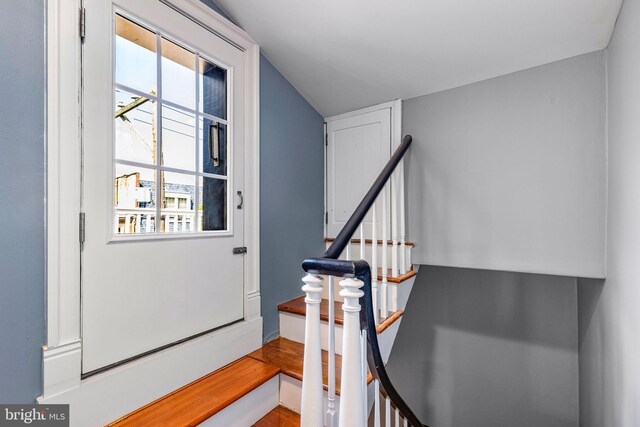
left=576, top=277, right=605, bottom=427
left=385, top=265, right=580, bottom=427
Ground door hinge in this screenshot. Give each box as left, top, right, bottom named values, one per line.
left=325, top=133, right=328, bottom=146
left=325, top=211, right=328, bottom=224
left=79, top=6, right=86, bottom=42
left=79, top=212, right=86, bottom=244
left=233, top=246, right=247, bottom=255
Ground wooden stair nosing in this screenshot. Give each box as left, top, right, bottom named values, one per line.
left=247, top=337, right=373, bottom=396
left=278, top=295, right=404, bottom=334
left=325, top=237, right=415, bottom=247
left=252, top=405, right=300, bottom=427
left=108, top=357, right=280, bottom=426
left=378, top=267, right=417, bottom=284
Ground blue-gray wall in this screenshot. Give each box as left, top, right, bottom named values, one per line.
left=259, top=56, right=324, bottom=341
left=0, top=0, right=46, bottom=403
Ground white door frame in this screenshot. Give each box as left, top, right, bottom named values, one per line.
left=41, top=1, right=261, bottom=424
left=323, top=100, right=402, bottom=237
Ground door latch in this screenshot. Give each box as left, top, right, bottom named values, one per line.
left=233, top=246, right=247, bottom=255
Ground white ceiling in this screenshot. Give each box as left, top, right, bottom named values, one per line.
left=216, top=0, right=622, bottom=117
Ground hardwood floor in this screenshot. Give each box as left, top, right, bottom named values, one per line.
left=253, top=406, right=300, bottom=427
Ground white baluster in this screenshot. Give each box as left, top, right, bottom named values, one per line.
left=135, top=214, right=141, bottom=233
left=400, top=157, right=407, bottom=275
left=390, top=284, right=398, bottom=313
left=395, top=407, right=400, bottom=427
left=327, top=276, right=337, bottom=427
left=391, top=168, right=399, bottom=278
left=371, top=202, right=379, bottom=325
left=301, top=274, right=324, bottom=427
left=339, top=278, right=365, bottom=427
left=403, top=416, right=409, bottom=427
left=381, top=185, right=388, bottom=319
left=385, top=397, right=391, bottom=427
left=361, top=329, right=367, bottom=426
left=360, top=223, right=365, bottom=260
left=374, top=380, right=381, bottom=427
left=346, top=236, right=351, bottom=260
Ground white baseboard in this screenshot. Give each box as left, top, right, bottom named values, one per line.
left=38, top=318, right=262, bottom=427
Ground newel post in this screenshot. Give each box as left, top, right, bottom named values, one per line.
left=300, top=273, right=324, bottom=427
left=339, top=277, right=365, bottom=426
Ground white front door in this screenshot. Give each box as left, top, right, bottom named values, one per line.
left=326, top=105, right=394, bottom=238
left=81, top=0, right=246, bottom=374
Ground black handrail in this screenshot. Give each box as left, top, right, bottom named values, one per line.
left=324, top=135, right=413, bottom=259
left=303, top=134, right=427, bottom=426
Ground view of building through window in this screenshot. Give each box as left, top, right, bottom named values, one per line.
left=113, top=14, right=228, bottom=234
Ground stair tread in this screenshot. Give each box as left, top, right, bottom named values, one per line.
left=278, top=296, right=404, bottom=333
left=325, top=237, right=415, bottom=247
left=248, top=337, right=372, bottom=395
left=253, top=406, right=300, bottom=427
left=108, top=357, right=280, bottom=426
left=377, top=267, right=417, bottom=283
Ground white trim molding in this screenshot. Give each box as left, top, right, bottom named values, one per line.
left=43, top=0, right=261, bottom=421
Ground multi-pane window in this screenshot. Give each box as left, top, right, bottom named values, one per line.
left=113, top=14, right=229, bottom=235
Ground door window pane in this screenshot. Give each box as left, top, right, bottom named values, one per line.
left=161, top=172, right=195, bottom=233
left=161, top=38, right=196, bottom=109
left=199, top=118, right=227, bottom=176
left=115, top=15, right=157, bottom=95
left=161, top=105, right=195, bottom=171
left=115, top=88, right=157, bottom=165
left=199, top=176, right=227, bottom=231
left=114, top=164, right=156, bottom=234
left=199, top=57, right=227, bottom=120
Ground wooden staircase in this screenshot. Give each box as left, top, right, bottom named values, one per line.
left=107, top=135, right=423, bottom=426
left=107, top=266, right=415, bottom=426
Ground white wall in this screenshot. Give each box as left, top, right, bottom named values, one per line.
left=579, top=0, right=640, bottom=425
left=404, top=51, right=606, bottom=278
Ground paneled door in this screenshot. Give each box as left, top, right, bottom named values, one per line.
left=81, top=0, right=246, bottom=374
left=326, top=106, right=393, bottom=238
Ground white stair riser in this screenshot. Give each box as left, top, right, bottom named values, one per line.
left=325, top=242, right=413, bottom=272
left=280, top=311, right=344, bottom=355
left=320, top=276, right=415, bottom=313
left=198, top=376, right=279, bottom=426
left=279, top=375, right=376, bottom=425
left=279, top=311, right=402, bottom=363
